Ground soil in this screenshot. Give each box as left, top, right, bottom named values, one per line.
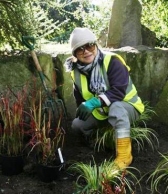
left=0, top=122, right=167, bottom=194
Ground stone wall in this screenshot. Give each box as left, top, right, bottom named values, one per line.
left=1, top=46, right=168, bottom=126
left=0, top=52, right=54, bottom=93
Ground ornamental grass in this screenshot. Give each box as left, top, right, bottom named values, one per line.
left=26, top=87, right=65, bottom=166
left=0, top=86, right=30, bottom=156
left=148, top=153, right=168, bottom=193
left=69, top=158, right=139, bottom=194
left=95, top=102, right=158, bottom=152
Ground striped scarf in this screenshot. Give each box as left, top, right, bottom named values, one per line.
left=76, top=50, right=107, bottom=95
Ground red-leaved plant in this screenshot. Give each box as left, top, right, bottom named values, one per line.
left=102, top=170, right=127, bottom=194
left=0, top=87, right=30, bottom=156
left=26, top=88, right=65, bottom=166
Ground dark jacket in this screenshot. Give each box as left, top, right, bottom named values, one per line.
left=73, top=51, right=129, bottom=107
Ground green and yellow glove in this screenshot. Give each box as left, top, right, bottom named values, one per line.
left=76, top=97, right=101, bottom=121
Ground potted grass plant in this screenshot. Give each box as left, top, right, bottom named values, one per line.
left=26, top=89, right=65, bottom=182
left=0, top=87, right=30, bottom=175
left=68, top=157, right=139, bottom=194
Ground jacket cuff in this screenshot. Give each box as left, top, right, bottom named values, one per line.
left=98, top=94, right=111, bottom=106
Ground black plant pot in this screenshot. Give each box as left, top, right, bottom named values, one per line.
left=1, top=155, right=24, bottom=176
left=37, top=163, right=63, bottom=183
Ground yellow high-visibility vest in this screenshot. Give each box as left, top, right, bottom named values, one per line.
left=71, top=52, right=144, bottom=120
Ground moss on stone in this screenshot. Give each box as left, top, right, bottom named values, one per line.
left=154, top=81, right=168, bottom=125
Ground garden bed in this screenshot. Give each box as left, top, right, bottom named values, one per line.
left=0, top=123, right=167, bottom=194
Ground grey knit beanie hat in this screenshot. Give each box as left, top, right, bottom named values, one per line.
left=70, top=27, right=97, bottom=55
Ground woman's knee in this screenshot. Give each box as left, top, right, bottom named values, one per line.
left=71, top=118, right=81, bottom=130
left=109, top=101, right=128, bottom=118
left=108, top=101, right=130, bottom=130
left=108, top=101, right=139, bottom=128
left=71, top=115, right=99, bottom=135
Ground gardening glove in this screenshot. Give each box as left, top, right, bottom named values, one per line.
left=76, top=97, right=101, bottom=121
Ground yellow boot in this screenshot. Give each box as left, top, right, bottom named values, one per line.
left=114, top=137, right=133, bottom=169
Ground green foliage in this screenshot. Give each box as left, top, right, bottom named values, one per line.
left=131, top=127, right=158, bottom=152
left=1, top=0, right=168, bottom=49
left=141, top=0, right=168, bottom=47
left=68, top=158, right=138, bottom=193
left=0, top=0, right=61, bottom=49
left=95, top=124, right=115, bottom=151
left=47, top=0, right=84, bottom=43
left=148, top=153, right=168, bottom=193
left=0, top=0, right=112, bottom=48
left=131, top=102, right=159, bottom=151
left=69, top=0, right=112, bottom=40
left=45, top=0, right=111, bottom=46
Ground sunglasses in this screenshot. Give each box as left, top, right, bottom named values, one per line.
left=75, top=42, right=96, bottom=55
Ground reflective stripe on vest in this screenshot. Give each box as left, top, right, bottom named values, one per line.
left=71, top=53, right=144, bottom=120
